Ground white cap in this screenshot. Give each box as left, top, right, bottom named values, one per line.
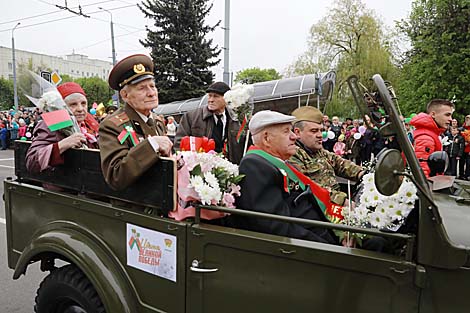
left=249, top=110, right=295, bottom=135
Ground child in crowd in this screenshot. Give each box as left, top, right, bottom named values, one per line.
left=333, top=134, right=346, bottom=156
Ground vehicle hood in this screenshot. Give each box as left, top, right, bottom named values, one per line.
left=434, top=182, right=470, bottom=249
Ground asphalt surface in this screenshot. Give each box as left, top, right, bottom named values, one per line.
left=0, top=149, right=46, bottom=313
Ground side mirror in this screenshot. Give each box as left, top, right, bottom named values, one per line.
left=427, top=151, right=448, bottom=177
left=374, top=149, right=405, bottom=196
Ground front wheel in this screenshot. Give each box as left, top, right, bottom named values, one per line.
left=34, top=264, right=105, bottom=313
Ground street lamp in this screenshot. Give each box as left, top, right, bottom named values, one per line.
left=12, top=22, right=20, bottom=111
left=99, top=7, right=120, bottom=107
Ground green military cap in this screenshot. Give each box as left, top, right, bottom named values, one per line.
left=108, top=54, right=154, bottom=91
left=291, top=106, right=323, bottom=124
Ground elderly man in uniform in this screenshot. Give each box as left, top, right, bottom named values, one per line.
left=231, top=110, right=338, bottom=244
left=289, top=106, right=364, bottom=206
left=174, top=82, right=244, bottom=164
left=99, top=54, right=172, bottom=190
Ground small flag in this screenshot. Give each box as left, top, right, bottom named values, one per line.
left=117, top=125, right=139, bottom=146
left=41, top=109, right=73, bottom=131
left=236, top=115, right=248, bottom=143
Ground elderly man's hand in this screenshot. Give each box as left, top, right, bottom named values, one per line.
left=151, top=136, right=173, bottom=156
left=58, top=133, right=86, bottom=153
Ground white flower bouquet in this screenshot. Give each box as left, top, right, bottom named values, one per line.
left=37, top=90, right=82, bottom=137
left=169, top=151, right=245, bottom=221
left=342, top=172, right=418, bottom=240
left=225, top=84, right=254, bottom=124
left=224, top=84, right=255, bottom=152
left=224, top=84, right=254, bottom=113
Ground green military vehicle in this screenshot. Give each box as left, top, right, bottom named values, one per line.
left=4, top=74, right=470, bottom=313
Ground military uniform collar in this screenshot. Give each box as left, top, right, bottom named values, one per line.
left=124, top=103, right=157, bottom=135
left=296, top=139, right=322, bottom=156
left=135, top=110, right=150, bottom=123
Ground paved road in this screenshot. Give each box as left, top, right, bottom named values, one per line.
left=0, top=149, right=46, bottom=313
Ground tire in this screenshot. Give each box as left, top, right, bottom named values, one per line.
left=34, top=264, right=105, bottom=313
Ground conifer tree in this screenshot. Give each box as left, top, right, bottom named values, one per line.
left=139, top=0, right=221, bottom=103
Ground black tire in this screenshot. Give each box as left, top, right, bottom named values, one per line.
left=34, top=264, right=105, bottom=313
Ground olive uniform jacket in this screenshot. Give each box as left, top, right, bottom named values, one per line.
left=289, top=140, right=363, bottom=206
left=174, top=106, right=245, bottom=164
left=99, top=103, right=166, bottom=191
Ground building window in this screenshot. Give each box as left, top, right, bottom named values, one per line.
left=8, top=62, right=12, bottom=71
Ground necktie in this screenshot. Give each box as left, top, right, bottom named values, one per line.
left=147, top=117, right=155, bottom=127
left=214, top=114, right=224, bottom=152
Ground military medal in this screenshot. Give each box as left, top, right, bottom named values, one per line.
left=279, top=168, right=289, bottom=193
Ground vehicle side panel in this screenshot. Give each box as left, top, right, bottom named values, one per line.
left=419, top=266, right=470, bottom=313
left=5, top=181, right=186, bottom=313
left=187, top=224, right=420, bottom=313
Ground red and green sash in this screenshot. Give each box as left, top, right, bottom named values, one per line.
left=246, top=146, right=344, bottom=222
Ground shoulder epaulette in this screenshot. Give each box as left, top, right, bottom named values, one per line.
left=110, top=112, right=130, bottom=126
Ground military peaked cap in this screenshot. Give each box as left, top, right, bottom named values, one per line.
left=108, top=54, right=154, bottom=91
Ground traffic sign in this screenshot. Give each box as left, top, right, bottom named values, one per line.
left=51, top=72, right=62, bottom=85
left=40, top=70, right=51, bottom=83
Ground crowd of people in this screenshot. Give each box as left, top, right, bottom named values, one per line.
left=0, top=106, right=42, bottom=150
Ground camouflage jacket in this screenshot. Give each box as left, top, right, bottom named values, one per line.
left=289, top=140, right=363, bottom=205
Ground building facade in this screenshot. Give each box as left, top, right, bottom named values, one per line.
left=0, top=46, right=113, bottom=81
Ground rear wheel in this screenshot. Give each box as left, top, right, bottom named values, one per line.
left=34, top=264, right=105, bottom=313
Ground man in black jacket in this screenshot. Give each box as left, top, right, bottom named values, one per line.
left=232, top=110, right=338, bottom=244
left=174, top=82, right=244, bottom=164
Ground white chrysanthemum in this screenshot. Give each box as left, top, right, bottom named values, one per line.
left=342, top=204, right=371, bottom=228
left=217, top=158, right=239, bottom=176
left=189, top=175, right=204, bottom=190
left=196, top=183, right=214, bottom=205
left=360, top=187, right=383, bottom=207
left=389, top=202, right=413, bottom=221
left=224, top=84, right=254, bottom=110
left=204, top=172, right=219, bottom=189
left=398, top=180, right=418, bottom=204
left=208, top=186, right=222, bottom=204
left=370, top=211, right=391, bottom=228
left=362, top=172, right=375, bottom=185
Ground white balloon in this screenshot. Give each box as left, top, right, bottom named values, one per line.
left=353, top=132, right=362, bottom=140
left=327, top=131, right=335, bottom=140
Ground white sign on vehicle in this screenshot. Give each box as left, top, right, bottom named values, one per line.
left=126, top=223, right=177, bottom=282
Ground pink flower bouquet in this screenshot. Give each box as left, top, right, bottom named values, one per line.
left=169, top=151, right=244, bottom=221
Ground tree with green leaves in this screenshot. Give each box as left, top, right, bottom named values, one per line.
left=234, top=67, right=281, bottom=84
left=288, top=0, right=398, bottom=117
left=74, top=77, right=114, bottom=107
left=398, top=0, right=470, bottom=120
left=0, top=78, right=14, bottom=110
left=139, top=0, right=221, bottom=103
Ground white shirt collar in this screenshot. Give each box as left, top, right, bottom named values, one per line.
left=136, top=111, right=150, bottom=123
left=214, top=111, right=226, bottom=123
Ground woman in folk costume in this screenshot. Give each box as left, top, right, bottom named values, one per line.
left=26, top=82, right=99, bottom=173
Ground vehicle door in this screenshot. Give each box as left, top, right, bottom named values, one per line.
left=186, top=223, right=420, bottom=313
